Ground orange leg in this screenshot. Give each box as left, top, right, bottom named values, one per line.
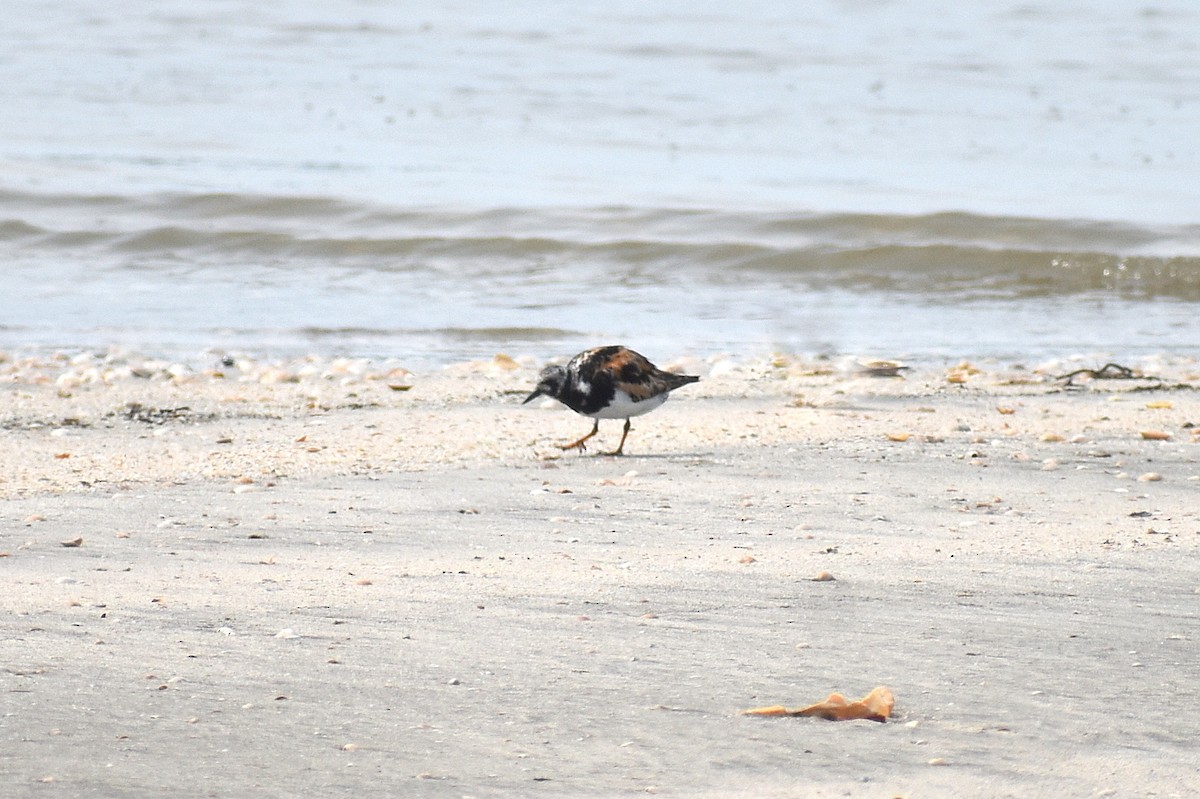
left=559, top=419, right=600, bottom=452
left=605, top=418, right=632, bottom=456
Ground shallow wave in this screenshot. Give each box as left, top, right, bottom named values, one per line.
left=292, top=325, right=580, bottom=341
left=2, top=188, right=1199, bottom=301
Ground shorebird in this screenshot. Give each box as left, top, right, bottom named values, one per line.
left=523, top=345, right=699, bottom=456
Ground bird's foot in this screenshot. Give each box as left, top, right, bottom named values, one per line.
left=557, top=421, right=600, bottom=453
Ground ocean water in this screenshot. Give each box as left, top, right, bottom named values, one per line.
left=2, top=0, right=1198, bottom=366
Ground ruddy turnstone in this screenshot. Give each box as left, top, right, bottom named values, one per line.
left=523, top=346, right=699, bottom=456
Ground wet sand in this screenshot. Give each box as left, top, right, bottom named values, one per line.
left=2, top=351, right=1199, bottom=797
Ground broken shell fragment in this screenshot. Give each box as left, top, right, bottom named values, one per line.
left=857, top=360, right=908, bottom=378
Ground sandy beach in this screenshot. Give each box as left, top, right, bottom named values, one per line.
left=2, top=350, right=1198, bottom=798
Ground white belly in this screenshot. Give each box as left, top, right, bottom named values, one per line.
left=588, top=389, right=668, bottom=419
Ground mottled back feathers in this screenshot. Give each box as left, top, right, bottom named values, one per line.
left=524, top=345, right=699, bottom=417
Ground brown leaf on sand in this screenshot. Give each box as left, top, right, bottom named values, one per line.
left=742, top=686, right=895, bottom=723
left=60, top=537, right=84, bottom=548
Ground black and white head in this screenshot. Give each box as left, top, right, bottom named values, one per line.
left=523, top=364, right=567, bottom=404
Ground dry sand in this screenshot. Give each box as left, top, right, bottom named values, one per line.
left=2, top=351, right=1199, bottom=798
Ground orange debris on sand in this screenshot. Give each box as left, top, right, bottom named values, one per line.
left=742, top=686, right=895, bottom=723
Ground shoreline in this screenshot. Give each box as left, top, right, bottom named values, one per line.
left=3, top=350, right=1198, bottom=796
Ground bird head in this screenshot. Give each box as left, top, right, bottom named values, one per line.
left=523, top=364, right=567, bottom=404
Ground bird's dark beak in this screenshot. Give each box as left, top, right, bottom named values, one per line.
left=522, top=388, right=543, bottom=405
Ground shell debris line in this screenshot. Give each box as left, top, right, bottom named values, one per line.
left=1, top=349, right=1198, bottom=499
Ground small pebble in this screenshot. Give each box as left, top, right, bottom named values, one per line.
left=1137, top=472, right=1162, bottom=482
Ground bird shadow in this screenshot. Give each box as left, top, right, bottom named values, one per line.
left=550, top=450, right=715, bottom=461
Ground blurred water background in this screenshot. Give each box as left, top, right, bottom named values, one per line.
left=2, top=0, right=1197, bottom=366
